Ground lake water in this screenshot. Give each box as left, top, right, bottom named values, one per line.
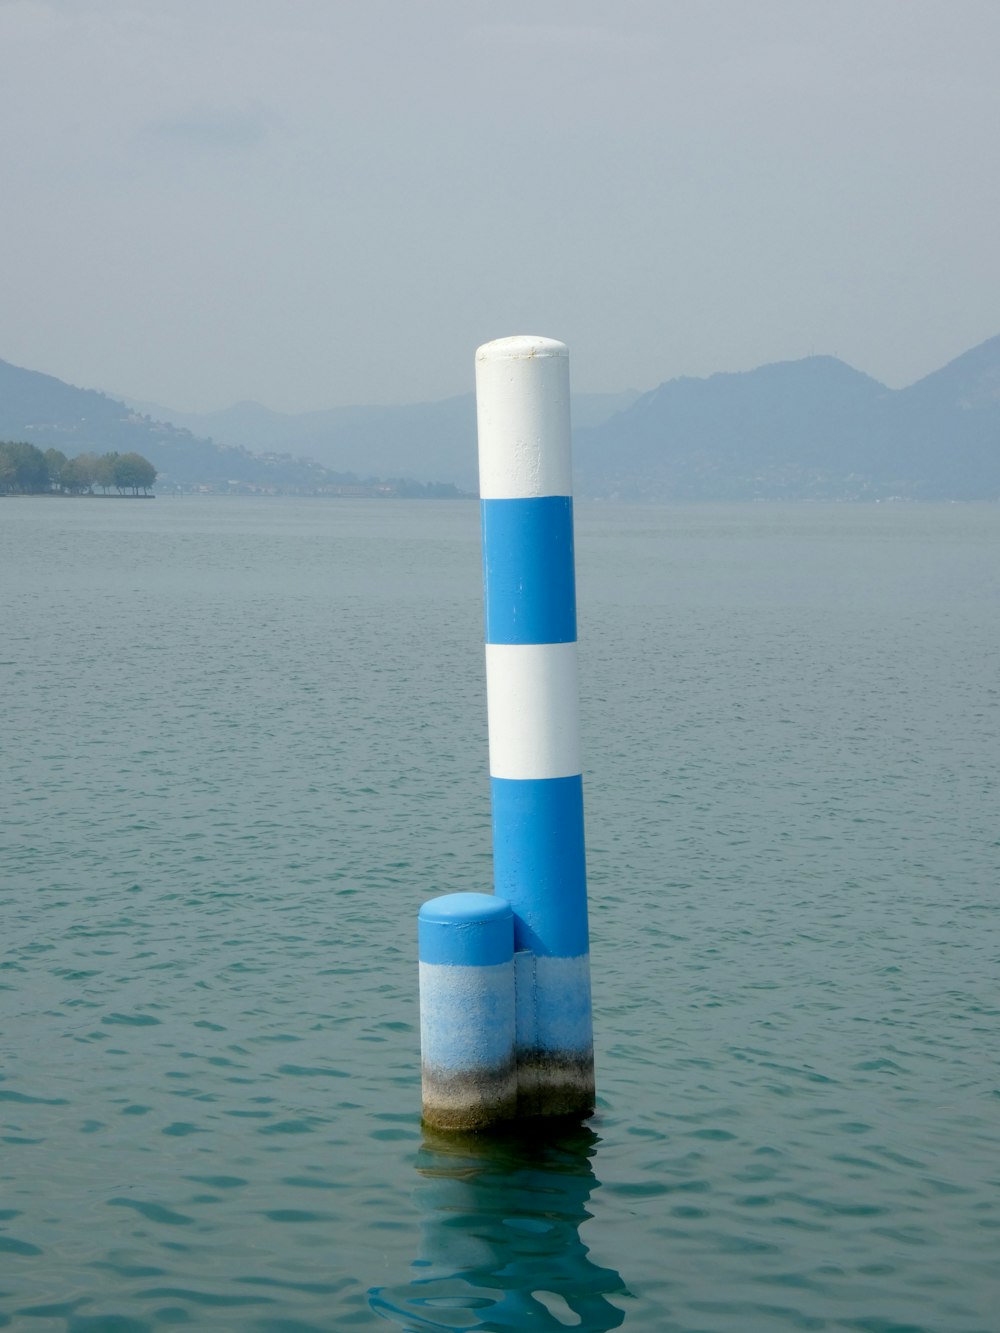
left=2, top=496, right=998, bottom=1333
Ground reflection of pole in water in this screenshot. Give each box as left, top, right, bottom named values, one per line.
left=369, top=1125, right=628, bottom=1331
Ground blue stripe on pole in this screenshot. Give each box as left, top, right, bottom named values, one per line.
left=482, top=497, right=577, bottom=645
left=418, top=892, right=514, bottom=967
left=490, top=775, right=588, bottom=958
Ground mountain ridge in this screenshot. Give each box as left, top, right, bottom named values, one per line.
left=0, top=359, right=465, bottom=495
left=116, top=389, right=641, bottom=492
left=3, top=336, right=999, bottom=499
left=575, top=339, right=1000, bottom=500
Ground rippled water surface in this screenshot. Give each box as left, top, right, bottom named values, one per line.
left=3, top=497, right=998, bottom=1332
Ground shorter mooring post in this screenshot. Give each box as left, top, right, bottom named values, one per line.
left=418, top=893, right=517, bottom=1131
left=477, top=335, right=595, bottom=1119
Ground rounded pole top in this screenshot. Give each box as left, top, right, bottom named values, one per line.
left=476, top=335, right=568, bottom=363
left=475, top=335, right=572, bottom=499
left=418, top=892, right=514, bottom=967
left=419, top=891, right=512, bottom=926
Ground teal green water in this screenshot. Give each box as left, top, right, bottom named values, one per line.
left=2, top=497, right=998, bottom=1332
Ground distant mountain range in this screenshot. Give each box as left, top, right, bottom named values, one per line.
left=0, top=360, right=468, bottom=496
left=575, top=336, right=1000, bottom=501
left=3, top=335, right=999, bottom=499
left=119, top=389, right=640, bottom=494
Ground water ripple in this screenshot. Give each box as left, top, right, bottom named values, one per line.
left=3, top=499, right=999, bottom=1331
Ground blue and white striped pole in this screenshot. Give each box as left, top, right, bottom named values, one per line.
left=418, top=892, right=517, bottom=1130
left=476, top=335, right=595, bottom=1119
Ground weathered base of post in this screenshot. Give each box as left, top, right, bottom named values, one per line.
left=418, top=894, right=517, bottom=1133
left=418, top=895, right=595, bottom=1130
left=420, top=1064, right=519, bottom=1133
left=514, top=1054, right=596, bottom=1120
left=513, top=949, right=595, bottom=1120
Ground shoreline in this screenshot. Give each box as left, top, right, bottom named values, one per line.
left=1, top=492, right=155, bottom=500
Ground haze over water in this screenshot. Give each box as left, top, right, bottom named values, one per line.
left=3, top=497, right=998, bottom=1332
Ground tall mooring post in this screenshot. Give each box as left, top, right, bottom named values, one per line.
left=476, top=335, right=594, bottom=1119
left=418, top=335, right=594, bottom=1130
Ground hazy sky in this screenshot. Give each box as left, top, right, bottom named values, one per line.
left=3, top=0, right=999, bottom=411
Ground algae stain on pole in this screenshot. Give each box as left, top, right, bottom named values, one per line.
left=476, top=335, right=595, bottom=1120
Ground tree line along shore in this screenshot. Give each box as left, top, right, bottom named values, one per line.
left=0, top=441, right=157, bottom=496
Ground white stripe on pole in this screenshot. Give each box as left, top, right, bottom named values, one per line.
left=476, top=337, right=572, bottom=500
left=485, top=642, right=581, bottom=781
